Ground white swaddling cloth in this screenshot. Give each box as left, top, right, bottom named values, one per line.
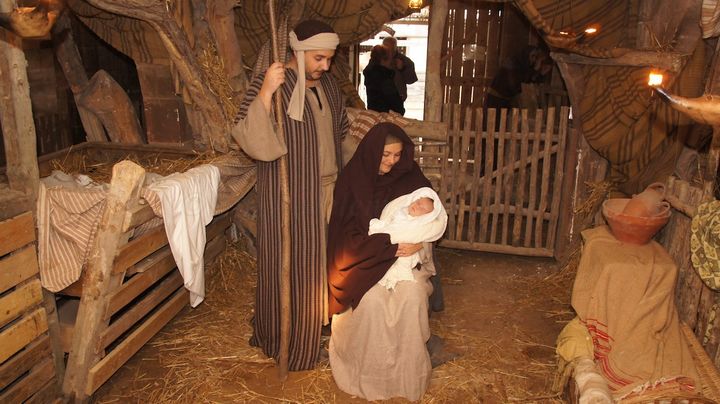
left=369, top=187, right=448, bottom=290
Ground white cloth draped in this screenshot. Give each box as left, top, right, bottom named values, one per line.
left=147, top=165, right=220, bottom=307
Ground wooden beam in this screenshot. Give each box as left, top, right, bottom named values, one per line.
left=0, top=211, right=35, bottom=256
left=404, top=119, right=448, bottom=141
left=554, top=125, right=580, bottom=261
left=438, top=239, right=554, bottom=257
left=205, top=0, right=247, bottom=93
left=0, top=278, right=43, bottom=328
left=61, top=160, right=145, bottom=402
left=423, top=0, right=447, bottom=122
left=52, top=11, right=107, bottom=142
left=41, top=288, right=66, bottom=389
left=0, top=0, right=40, bottom=201
left=550, top=50, right=687, bottom=73
left=77, top=70, right=144, bottom=144
left=0, top=308, right=48, bottom=364
left=0, top=190, right=32, bottom=222
left=0, top=246, right=39, bottom=294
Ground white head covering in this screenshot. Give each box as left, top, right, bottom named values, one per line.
left=287, top=30, right=339, bottom=121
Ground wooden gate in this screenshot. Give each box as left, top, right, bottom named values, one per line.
left=437, top=104, right=570, bottom=257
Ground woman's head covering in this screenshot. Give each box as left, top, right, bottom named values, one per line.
left=338, top=122, right=424, bottom=228
left=287, top=20, right=339, bottom=121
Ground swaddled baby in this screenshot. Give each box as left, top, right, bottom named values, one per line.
left=369, top=187, right=448, bottom=290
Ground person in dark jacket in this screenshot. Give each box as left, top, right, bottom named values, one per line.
left=484, top=45, right=552, bottom=110
left=383, top=37, right=418, bottom=108
left=363, top=45, right=405, bottom=115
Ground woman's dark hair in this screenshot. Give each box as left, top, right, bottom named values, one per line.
left=369, top=45, right=389, bottom=63
left=385, top=133, right=403, bottom=145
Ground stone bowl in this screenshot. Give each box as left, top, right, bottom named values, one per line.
left=602, top=198, right=671, bottom=245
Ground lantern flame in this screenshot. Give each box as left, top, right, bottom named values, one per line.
left=648, top=73, right=663, bottom=87
left=584, top=27, right=598, bottom=35
left=408, top=0, right=423, bottom=8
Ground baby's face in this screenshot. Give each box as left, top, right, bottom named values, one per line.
left=408, top=197, right=434, bottom=217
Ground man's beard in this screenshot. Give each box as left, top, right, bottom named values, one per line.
left=306, top=71, right=324, bottom=81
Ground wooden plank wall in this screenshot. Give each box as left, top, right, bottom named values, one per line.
left=0, top=212, right=60, bottom=403
left=659, top=177, right=720, bottom=367
left=442, top=1, right=503, bottom=111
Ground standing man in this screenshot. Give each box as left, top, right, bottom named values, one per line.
left=382, top=36, right=418, bottom=113
left=232, top=20, right=348, bottom=371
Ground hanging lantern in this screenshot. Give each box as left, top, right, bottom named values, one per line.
left=408, top=0, right=423, bottom=9
left=648, top=71, right=720, bottom=126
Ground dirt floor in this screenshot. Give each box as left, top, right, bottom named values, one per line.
left=93, top=242, right=575, bottom=403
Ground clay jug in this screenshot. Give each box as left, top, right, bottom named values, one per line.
left=622, top=182, right=666, bottom=217
left=622, top=197, right=651, bottom=217
left=635, top=182, right=666, bottom=215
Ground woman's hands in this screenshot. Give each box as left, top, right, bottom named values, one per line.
left=258, top=62, right=286, bottom=113
left=395, top=243, right=423, bottom=257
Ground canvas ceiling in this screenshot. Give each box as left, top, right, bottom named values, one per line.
left=516, top=0, right=711, bottom=194
left=67, top=0, right=718, bottom=193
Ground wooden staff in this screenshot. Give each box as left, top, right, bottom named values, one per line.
left=268, top=0, right=292, bottom=381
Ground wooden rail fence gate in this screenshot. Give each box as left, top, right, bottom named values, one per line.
left=422, top=105, right=570, bottom=257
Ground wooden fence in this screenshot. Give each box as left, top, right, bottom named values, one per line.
left=438, top=105, right=570, bottom=256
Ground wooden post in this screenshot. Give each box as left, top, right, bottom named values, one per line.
left=424, top=0, right=447, bottom=122
left=205, top=0, right=247, bottom=93
left=267, top=0, right=291, bottom=382
left=41, top=288, right=66, bottom=391
left=61, top=161, right=145, bottom=402
left=51, top=11, right=107, bottom=143
left=0, top=0, right=39, bottom=202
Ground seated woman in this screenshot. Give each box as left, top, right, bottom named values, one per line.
left=363, top=45, right=405, bottom=115
left=327, top=122, right=435, bottom=401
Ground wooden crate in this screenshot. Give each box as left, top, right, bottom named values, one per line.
left=0, top=212, right=61, bottom=403
left=43, top=157, right=233, bottom=401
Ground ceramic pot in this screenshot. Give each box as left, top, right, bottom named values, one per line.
left=603, top=199, right=671, bottom=245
